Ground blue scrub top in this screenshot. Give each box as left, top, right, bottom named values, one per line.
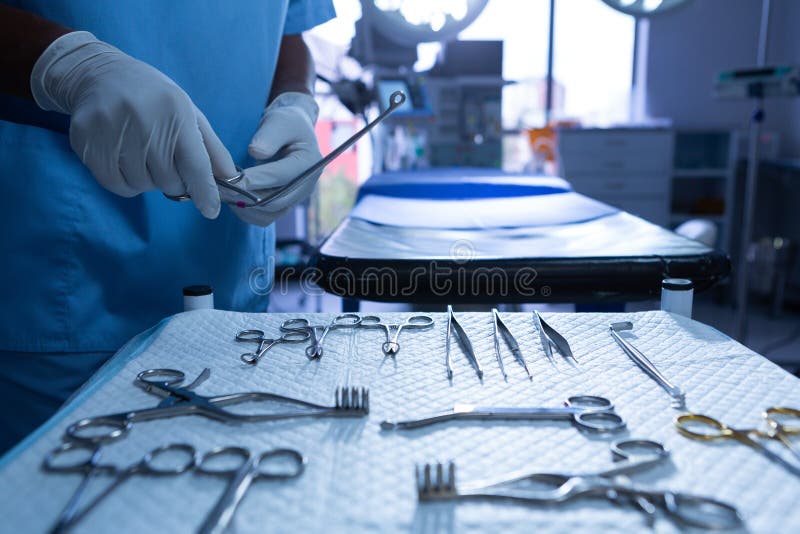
left=0, top=1, right=336, bottom=352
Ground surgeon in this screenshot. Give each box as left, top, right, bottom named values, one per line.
left=0, top=1, right=335, bottom=453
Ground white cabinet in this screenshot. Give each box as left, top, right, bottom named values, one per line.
left=557, top=128, right=674, bottom=226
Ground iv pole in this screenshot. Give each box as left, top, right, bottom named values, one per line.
left=733, top=0, right=771, bottom=342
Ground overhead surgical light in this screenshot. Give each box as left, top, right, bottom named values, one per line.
left=599, top=0, right=691, bottom=17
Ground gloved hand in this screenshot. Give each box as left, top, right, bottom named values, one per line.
left=222, top=91, right=323, bottom=226
left=30, top=31, right=236, bottom=219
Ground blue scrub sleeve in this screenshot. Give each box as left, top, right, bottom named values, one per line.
left=284, top=0, right=336, bottom=34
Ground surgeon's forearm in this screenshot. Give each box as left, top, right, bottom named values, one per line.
left=0, top=5, right=71, bottom=99
left=269, top=34, right=315, bottom=102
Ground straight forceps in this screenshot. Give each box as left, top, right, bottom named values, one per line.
left=532, top=311, right=577, bottom=365
left=381, top=395, right=625, bottom=433
left=416, top=439, right=743, bottom=531
left=235, top=329, right=311, bottom=365
left=64, top=368, right=369, bottom=444
left=445, top=306, right=483, bottom=379
left=492, top=309, right=531, bottom=380
left=610, top=322, right=686, bottom=409
left=196, top=447, right=305, bottom=534
left=166, top=91, right=407, bottom=208
left=675, top=407, right=800, bottom=476
left=44, top=441, right=197, bottom=533
left=281, top=313, right=361, bottom=359
left=359, top=314, right=434, bottom=355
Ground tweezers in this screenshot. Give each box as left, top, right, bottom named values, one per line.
left=446, top=305, right=483, bottom=379
left=492, top=309, right=532, bottom=380
left=532, top=311, right=577, bottom=364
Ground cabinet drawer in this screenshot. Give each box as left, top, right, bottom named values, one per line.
left=558, top=130, right=673, bottom=173
left=567, top=172, right=670, bottom=197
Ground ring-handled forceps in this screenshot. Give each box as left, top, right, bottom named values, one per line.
left=43, top=441, right=197, bottom=533
left=675, top=407, right=800, bottom=476
left=415, top=439, right=743, bottom=531
left=166, top=91, right=407, bottom=208
left=381, top=395, right=625, bottom=433
left=359, top=314, right=434, bottom=355
left=492, top=309, right=531, bottom=380
left=610, top=322, right=686, bottom=409
left=280, top=313, right=361, bottom=360
left=532, top=311, right=577, bottom=365
left=196, top=447, right=306, bottom=534
left=64, top=368, right=369, bottom=444
left=446, top=306, right=483, bottom=379
left=235, top=328, right=311, bottom=365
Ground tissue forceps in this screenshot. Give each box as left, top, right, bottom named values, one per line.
left=675, top=407, right=800, bottom=476
left=532, top=311, right=576, bottom=364
left=44, top=441, right=197, bottom=533
left=380, top=395, right=625, bottom=433
left=166, top=91, right=407, bottom=208
left=446, top=305, right=483, bottom=379
left=492, top=309, right=531, bottom=380
left=609, top=321, right=686, bottom=409
left=235, top=328, right=311, bottom=365
left=280, top=313, right=361, bottom=359
left=359, top=314, right=434, bottom=355
left=196, top=447, right=305, bottom=534
left=64, top=368, right=369, bottom=444
left=416, top=439, right=743, bottom=531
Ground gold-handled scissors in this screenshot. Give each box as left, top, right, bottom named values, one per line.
left=675, top=407, right=800, bottom=476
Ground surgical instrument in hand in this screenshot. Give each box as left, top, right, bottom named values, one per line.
left=415, top=439, right=743, bottom=531
left=280, top=313, right=361, bottom=359
left=64, top=368, right=369, bottom=443
left=44, top=441, right=197, bottom=533
left=381, top=395, right=625, bottom=433
left=675, top=408, right=800, bottom=477
left=166, top=91, right=407, bottom=208
left=359, top=314, right=434, bottom=355
left=196, top=447, right=305, bottom=534
left=446, top=305, right=483, bottom=379
left=235, top=328, right=311, bottom=365
left=532, top=311, right=576, bottom=365
left=609, top=322, right=686, bottom=409
left=492, top=309, right=531, bottom=380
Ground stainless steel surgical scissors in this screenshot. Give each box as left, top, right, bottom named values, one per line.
left=280, top=313, right=361, bottom=359
left=166, top=91, right=406, bottom=208
left=44, top=441, right=197, bottom=533
left=675, top=407, right=800, bottom=476
left=381, top=395, right=625, bottom=433
left=196, top=447, right=305, bottom=534
left=492, top=309, right=531, bottom=380
left=64, top=368, right=369, bottom=443
left=445, top=305, right=483, bottom=379
left=359, top=314, right=434, bottom=355
left=235, top=328, right=311, bottom=365
left=416, top=439, right=742, bottom=530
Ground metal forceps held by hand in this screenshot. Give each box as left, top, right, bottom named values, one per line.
left=280, top=313, right=361, bottom=360
left=359, top=314, right=434, bottom=355
left=610, top=322, right=686, bottom=409
left=43, top=441, right=197, bottom=533
left=381, top=395, right=625, bottom=433
left=492, top=309, right=531, bottom=380
left=416, top=439, right=743, bottom=531
left=675, top=407, right=800, bottom=476
left=446, top=305, right=483, bottom=379
left=532, top=311, right=577, bottom=365
left=166, top=91, right=407, bottom=208
left=64, top=368, right=369, bottom=444
left=196, top=447, right=306, bottom=534
left=235, top=328, right=311, bottom=365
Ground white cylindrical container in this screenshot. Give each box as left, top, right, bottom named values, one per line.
left=660, top=278, right=693, bottom=318
left=183, top=285, right=214, bottom=311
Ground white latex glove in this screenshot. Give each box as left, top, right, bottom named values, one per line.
left=30, top=31, right=236, bottom=218
left=222, top=92, right=322, bottom=226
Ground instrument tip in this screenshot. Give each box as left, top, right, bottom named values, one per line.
left=380, top=421, right=397, bottom=430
